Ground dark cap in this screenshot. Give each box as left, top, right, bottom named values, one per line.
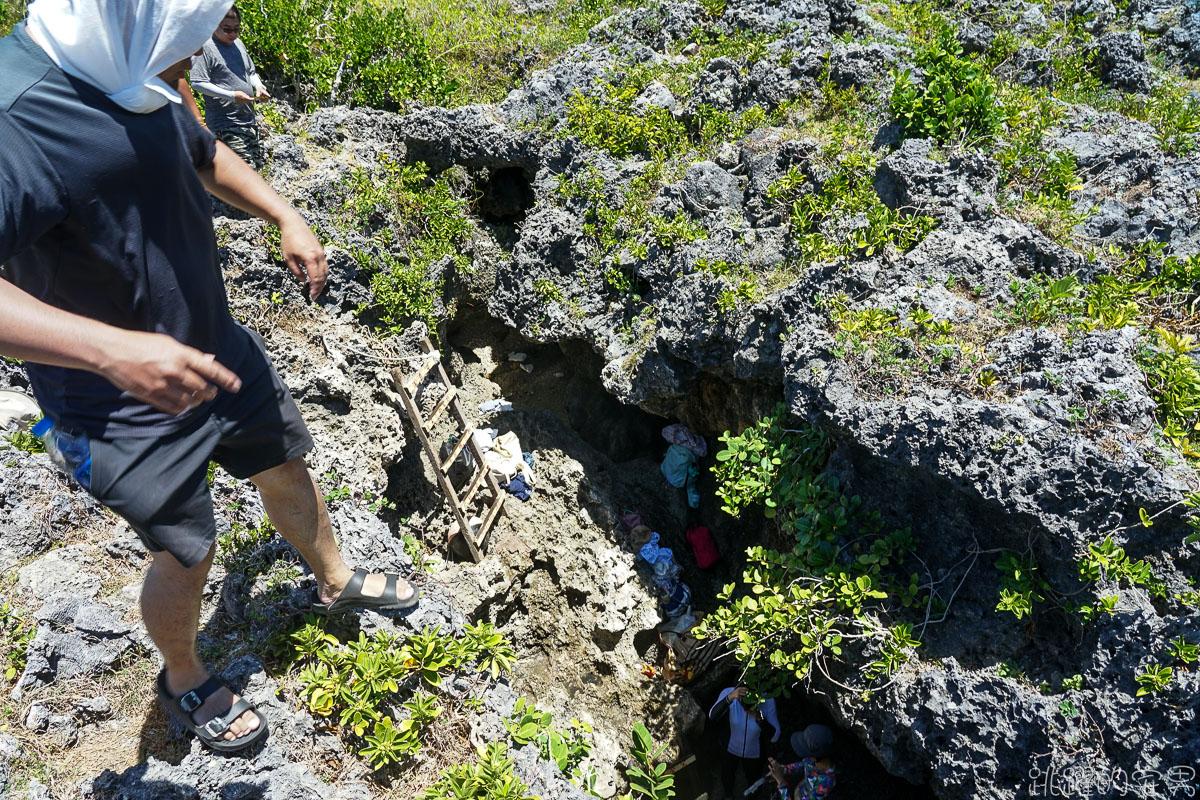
left=790, top=724, right=834, bottom=759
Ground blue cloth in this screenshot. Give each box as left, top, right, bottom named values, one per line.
left=0, top=25, right=247, bottom=439
left=501, top=473, right=532, bottom=501
left=662, top=580, right=692, bottom=618
left=661, top=444, right=701, bottom=508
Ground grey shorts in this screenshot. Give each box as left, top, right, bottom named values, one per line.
left=88, top=331, right=313, bottom=567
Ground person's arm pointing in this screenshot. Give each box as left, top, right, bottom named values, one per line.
left=0, top=115, right=240, bottom=414
left=196, top=141, right=327, bottom=300
left=0, top=279, right=242, bottom=414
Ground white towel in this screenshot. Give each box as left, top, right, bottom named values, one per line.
left=26, top=0, right=231, bottom=113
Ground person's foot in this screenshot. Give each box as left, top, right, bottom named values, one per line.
left=164, top=665, right=260, bottom=743
left=318, top=570, right=415, bottom=607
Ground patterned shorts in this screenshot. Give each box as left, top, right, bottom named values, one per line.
left=215, top=124, right=265, bottom=170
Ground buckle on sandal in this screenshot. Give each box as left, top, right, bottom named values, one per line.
left=204, top=718, right=229, bottom=738
left=180, top=690, right=203, bottom=713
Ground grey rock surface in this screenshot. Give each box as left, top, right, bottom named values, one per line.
left=1096, top=31, right=1153, bottom=93
left=17, top=544, right=102, bottom=601
left=874, top=138, right=998, bottom=223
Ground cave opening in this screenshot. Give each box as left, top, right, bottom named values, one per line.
left=408, top=309, right=938, bottom=799
left=475, top=165, right=536, bottom=224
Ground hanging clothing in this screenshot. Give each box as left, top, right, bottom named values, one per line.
left=26, top=0, right=231, bottom=113
left=662, top=423, right=707, bottom=457
left=660, top=444, right=695, bottom=488
left=661, top=580, right=692, bottom=618
left=661, top=444, right=701, bottom=509
left=484, top=431, right=536, bottom=484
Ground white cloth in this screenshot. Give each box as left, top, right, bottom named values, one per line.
left=0, top=391, right=41, bottom=431
left=26, top=0, right=231, bottom=113
left=483, top=431, right=535, bottom=484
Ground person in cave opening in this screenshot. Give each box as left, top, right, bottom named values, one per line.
left=710, top=685, right=782, bottom=797
left=768, top=724, right=837, bottom=800
left=0, top=0, right=417, bottom=755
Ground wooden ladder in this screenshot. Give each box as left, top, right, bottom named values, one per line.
left=391, top=337, right=506, bottom=563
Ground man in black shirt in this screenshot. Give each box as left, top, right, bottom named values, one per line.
left=1, top=4, right=417, bottom=752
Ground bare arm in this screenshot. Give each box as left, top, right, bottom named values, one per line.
left=0, top=278, right=242, bottom=414
left=175, top=76, right=206, bottom=125
left=197, top=141, right=327, bottom=299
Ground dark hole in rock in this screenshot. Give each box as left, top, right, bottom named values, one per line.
left=633, top=628, right=660, bottom=659
left=476, top=166, right=535, bottom=224
left=419, top=310, right=935, bottom=798
left=447, top=311, right=664, bottom=463
left=675, top=687, right=940, bottom=800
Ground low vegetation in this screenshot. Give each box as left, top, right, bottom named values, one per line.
left=700, top=405, right=928, bottom=699
left=240, top=0, right=635, bottom=110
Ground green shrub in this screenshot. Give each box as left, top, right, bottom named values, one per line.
left=238, top=0, right=454, bottom=111
left=0, top=601, right=33, bottom=683
left=994, top=551, right=1050, bottom=619
left=1137, top=330, right=1200, bottom=459
left=506, top=698, right=596, bottom=790
left=1137, top=86, right=1200, bottom=157
left=713, top=407, right=830, bottom=518
left=566, top=82, right=690, bottom=158
left=625, top=722, right=676, bottom=800
left=0, top=0, right=25, bottom=37
left=341, top=159, right=471, bottom=337
left=290, top=618, right=517, bottom=770
left=1, top=429, right=43, bottom=454
left=891, top=32, right=1004, bottom=145
left=419, top=741, right=536, bottom=800
left=1000, top=274, right=1085, bottom=327
left=698, top=406, right=926, bottom=698
left=1135, top=663, right=1172, bottom=696
left=769, top=152, right=938, bottom=264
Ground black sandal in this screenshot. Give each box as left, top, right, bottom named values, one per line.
left=310, top=567, right=419, bottom=614
left=156, top=669, right=269, bottom=753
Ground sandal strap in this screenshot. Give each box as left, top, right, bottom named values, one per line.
left=199, top=697, right=258, bottom=741
left=177, top=676, right=225, bottom=715
left=342, top=567, right=368, bottom=599
left=385, top=573, right=398, bottom=602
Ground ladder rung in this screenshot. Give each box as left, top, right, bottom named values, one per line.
left=404, top=352, right=443, bottom=391
left=475, top=491, right=506, bottom=551
left=424, top=386, right=457, bottom=427
left=458, top=464, right=489, bottom=507
left=441, top=427, right=477, bottom=473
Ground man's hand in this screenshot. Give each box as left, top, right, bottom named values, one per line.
left=768, top=758, right=786, bottom=787
left=199, top=146, right=329, bottom=301
left=98, top=331, right=242, bottom=415
left=254, top=88, right=271, bottom=101
left=279, top=215, right=328, bottom=300
left=232, top=90, right=255, bottom=104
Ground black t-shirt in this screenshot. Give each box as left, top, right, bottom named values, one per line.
left=0, top=25, right=249, bottom=438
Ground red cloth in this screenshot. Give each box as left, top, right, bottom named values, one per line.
left=686, top=525, right=720, bottom=569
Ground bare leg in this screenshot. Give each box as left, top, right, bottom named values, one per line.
left=143, top=546, right=259, bottom=741
left=249, top=457, right=413, bottom=604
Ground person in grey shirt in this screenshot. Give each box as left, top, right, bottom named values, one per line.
left=190, top=5, right=269, bottom=168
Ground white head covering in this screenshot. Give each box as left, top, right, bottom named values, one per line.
left=26, top=0, right=232, bottom=114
